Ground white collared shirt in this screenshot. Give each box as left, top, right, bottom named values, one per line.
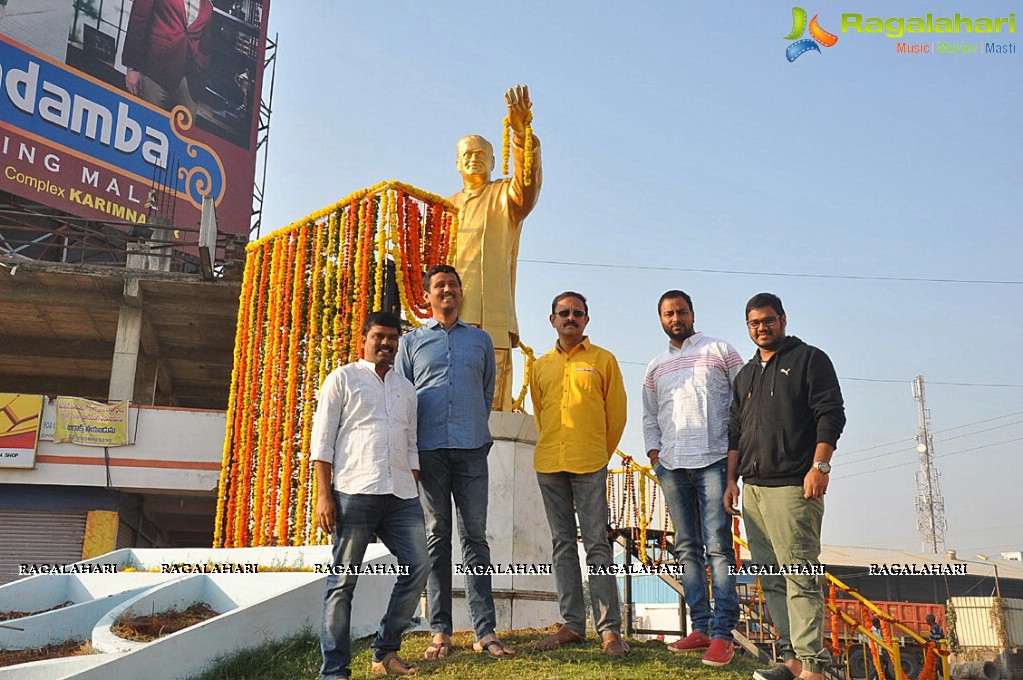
left=642, top=332, right=744, bottom=469
left=185, top=0, right=201, bottom=24
left=310, top=360, right=419, bottom=498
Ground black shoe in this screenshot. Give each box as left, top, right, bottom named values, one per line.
left=753, top=664, right=797, bottom=680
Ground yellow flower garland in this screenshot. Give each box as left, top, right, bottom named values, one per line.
left=501, top=113, right=535, bottom=186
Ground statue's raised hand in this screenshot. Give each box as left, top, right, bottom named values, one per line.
left=505, top=84, right=532, bottom=137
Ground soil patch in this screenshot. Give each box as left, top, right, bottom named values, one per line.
left=0, top=600, right=74, bottom=623
left=0, top=640, right=92, bottom=669
left=112, top=602, right=219, bottom=642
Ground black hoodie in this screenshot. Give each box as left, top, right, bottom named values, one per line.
left=727, top=336, right=846, bottom=487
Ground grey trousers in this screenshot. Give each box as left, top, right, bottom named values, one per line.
left=536, top=468, right=622, bottom=637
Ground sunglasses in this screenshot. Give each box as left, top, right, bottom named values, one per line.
left=556, top=309, right=586, bottom=318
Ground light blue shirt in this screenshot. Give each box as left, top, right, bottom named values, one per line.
left=394, top=318, right=495, bottom=451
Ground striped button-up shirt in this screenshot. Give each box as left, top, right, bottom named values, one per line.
left=642, top=332, right=744, bottom=469
left=310, top=360, right=419, bottom=499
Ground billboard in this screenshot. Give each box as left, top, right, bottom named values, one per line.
left=0, top=0, right=270, bottom=236
left=0, top=392, right=43, bottom=468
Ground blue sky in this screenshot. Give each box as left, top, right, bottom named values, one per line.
left=260, top=1, right=1022, bottom=559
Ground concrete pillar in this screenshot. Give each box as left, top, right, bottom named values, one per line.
left=109, top=306, right=142, bottom=402
left=447, top=412, right=561, bottom=631
left=133, top=351, right=158, bottom=406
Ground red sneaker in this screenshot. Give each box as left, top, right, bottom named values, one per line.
left=667, top=631, right=711, bottom=653
left=701, top=638, right=735, bottom=667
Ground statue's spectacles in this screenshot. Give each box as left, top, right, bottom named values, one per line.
left=556, top=309, right=586, bottom=318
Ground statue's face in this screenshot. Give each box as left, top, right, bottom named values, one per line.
left=456, top=137, right=494, bottom=182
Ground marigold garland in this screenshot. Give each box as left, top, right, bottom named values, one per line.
left=829, top=582, right=842, bottom=653
left=501, top=116, right=511, bottom=176
left=919, top=640, right=943, bottom=680
left=294, top=222, right=325, bottom=545
left=733, top=516, right=742, bottom=571
left=523, top=117, right=534, bottom=186
left=501, top=112, right=535, bottom=186
left=214, top=182, right=457, bottom=547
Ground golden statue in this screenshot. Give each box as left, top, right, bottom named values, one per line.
left=448, top=85, right=542, bottom=411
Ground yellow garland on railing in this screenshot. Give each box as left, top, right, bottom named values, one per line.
left=216, top=182, right=457, bottom=546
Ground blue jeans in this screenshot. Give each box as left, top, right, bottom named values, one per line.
left=655, top=459, right=739, bottom=640
left=418, top=446, right=496, bottom=642
left=536, top=468, right=622, bottom=636
left=320, top=492, right=430, bottom=680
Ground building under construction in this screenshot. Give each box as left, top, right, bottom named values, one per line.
left=0, top=0, right=274, bottom=584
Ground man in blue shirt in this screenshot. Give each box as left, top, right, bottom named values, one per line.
left=395, top=264, right=515, bottom=660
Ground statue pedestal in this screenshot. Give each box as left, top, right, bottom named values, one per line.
left=445, top=411, right=561, bottom=631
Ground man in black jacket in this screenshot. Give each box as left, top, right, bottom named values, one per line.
left=723, top=292, right=845, bottom=680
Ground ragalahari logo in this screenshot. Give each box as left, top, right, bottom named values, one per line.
left=784, top=7, right=839, bottom=61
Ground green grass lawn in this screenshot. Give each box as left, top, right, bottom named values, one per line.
left=195, top=627, right=762, bottom=680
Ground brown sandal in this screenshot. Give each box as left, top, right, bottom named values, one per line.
left=422, top=639, right=451, bottom=660
left=474, top=638, right=517, bottom=658
left=370, top=651, right=418, bottom=676
left=535, top=624, right=584, bottom=651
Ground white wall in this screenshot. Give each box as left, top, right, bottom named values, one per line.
left=0, top=405, right=225, bottom=491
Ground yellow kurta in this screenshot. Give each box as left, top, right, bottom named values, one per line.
left=448, top=137, right=541, bottom=347
left=529, top=338, right=628, bottom=474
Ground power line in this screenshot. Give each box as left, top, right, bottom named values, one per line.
left=620, top=364, right=1023, bottom=389
left=842, top=438, right=913, bottom=457
left=520, top=259, right=1023, bottom=286
left=937, top=420, right=1022, bottom=444
left=834, top=437, right=1023, bottom=480
left=842, top=421, right=1023, bottom=467
left=840, top=411, right=1023, bottom=459
left=933, top=411, right=1023, bottom=434
left=843, top=377, right=1023, bottom=388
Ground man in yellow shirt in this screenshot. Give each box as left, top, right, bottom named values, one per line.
left=529, top=292, right=629, bottom=657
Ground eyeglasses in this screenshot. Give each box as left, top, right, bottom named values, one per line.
left=747, top=317, right=779, bottom=329
left=556, top=309, right=586, bottom=318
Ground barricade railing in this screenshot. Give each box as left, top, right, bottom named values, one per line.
left=606, top=450, right=950, bottom=680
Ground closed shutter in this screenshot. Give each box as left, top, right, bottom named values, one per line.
left=0, top=511, right=88, bottom=585
left=116, top=520, right=135, bottom=550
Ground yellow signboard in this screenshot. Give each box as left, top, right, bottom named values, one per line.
left=0, top=393, right=44, bottom=468
left=54, top=397, right=129, bottom=447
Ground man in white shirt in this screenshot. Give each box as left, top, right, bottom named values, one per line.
left=311, top=311, right=429, bottom=679
left=642, top=290, right=744, bottom=667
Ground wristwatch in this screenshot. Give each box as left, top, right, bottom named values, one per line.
left=812, top=461, right=831, bottom=474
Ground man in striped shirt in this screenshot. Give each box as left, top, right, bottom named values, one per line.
left=642, top=290, right=744, bottom=667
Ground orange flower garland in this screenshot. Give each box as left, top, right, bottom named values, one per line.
left=214, top=182, right=457, bottom=547
left=828, top=582, right=842, bottom=653
left=294, top=221, right=323, bottom=545
left=213, top=246, right=256, bottom=548
left=919, top=641, right=940, bottom=680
